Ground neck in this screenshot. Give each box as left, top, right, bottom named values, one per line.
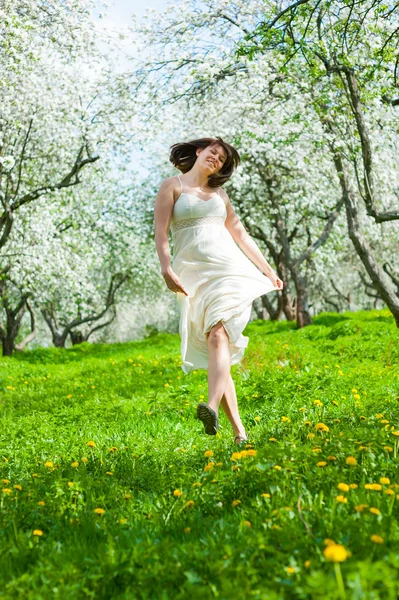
left=185, top=164, right=211, bottom=189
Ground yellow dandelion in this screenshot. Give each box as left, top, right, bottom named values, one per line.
left=254, top=416, right=261, bottom=422
left=14, top=484, right=22, bottom=491
left=232, top=499, right=241, bottom=507
left=379, top=477, right=390, bottom=485
left=370, top=534, right=384, bottom=544
left=384, top=489, right=394, bottom=496
left=71, top=461, right=79, bottom=468
left=247, top=449, right=257, bottom=457
left=231, top=452, right=242, bottom=461
left=336, top=495, right=348, bottom=503
left=327, top=456, right=337, bottom=461
left=307, top=433, right=315, bottom=439
left=337, top=483, right=349, bottom=492
left=44, top=461, right=53, bottom=468
left=281, top=416, right=291, bottom=422
left=204, top=450, right=214, bottom=458
left=371, top=483, right=382, bottom=491
left=94, top=508, right=105, bottom=515
left=2, top=488, right=12, bottom=495
left=274, top=465, right=282, bottom=470
left=185, top=500, right=195, bottom=509
left=383, top=446, right=393, bottom=452
left=346, top=456, right=357, bottom=466
left=81, top=457, right=88, bottom=464
left=369, top=507, right=381, bottom=515
left=285, top=566, right=295, bottom=574
left=173, top=489, right=183, bottom=497
left=315, top=423, right=329, bottom=432
left=323, top=543, right=350, bottom=562
left=261, top=493, right=271, bottom=498
left=349, top=483, right=358, bottom=489
left=33, top=530, right=43, bottom=536
left=244, top=520, right=251, bottom=528
left=38, top=500, right=45, bottom=506
left=184, top=527, right=191, bottom=534
left=354, top=504, right=368, bottom=512
left=87, top=441, right=96, bottom=448
left=317, top=461, right=327, bottom=467
left=109, top=447, right=118, bottom=453
left=204, top=462, right=215, bottom=472
left=269, top=437, right=277, bottom=442
left=304, top=560, right=311, bottom=568
left=67, top=482, right=74, bottom=488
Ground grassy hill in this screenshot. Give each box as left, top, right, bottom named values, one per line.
left=1, top=309, right=398, bottom=599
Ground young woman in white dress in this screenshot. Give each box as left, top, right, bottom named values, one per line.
left=154, top=137, right=283, bottom=444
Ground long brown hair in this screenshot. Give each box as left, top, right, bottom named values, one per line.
left=169, top=136, right=240, bottom=188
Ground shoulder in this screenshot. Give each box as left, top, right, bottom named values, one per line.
left=157, top=175, right=181, bottom=201
left=217, top=187, right=231, bottom=207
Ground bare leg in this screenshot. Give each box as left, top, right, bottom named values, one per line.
left=206, top=321, right=247, bottom=440
left=206, top=321, right=231, bottom=414
left=220, top=374, right=247, bottom=439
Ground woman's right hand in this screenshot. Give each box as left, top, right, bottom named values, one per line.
left=162, top=268, right=189, bottom=296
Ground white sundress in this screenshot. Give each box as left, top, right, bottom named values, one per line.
left=171, top=174, right=278, bottom=375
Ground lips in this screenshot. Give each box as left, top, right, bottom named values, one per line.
left=207, top=159, right=216, bottom=167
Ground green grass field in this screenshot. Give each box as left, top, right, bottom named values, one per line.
left=1, top=309, right=399, bottom=599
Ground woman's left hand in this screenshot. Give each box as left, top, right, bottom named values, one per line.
left=268, top=273, right=284, bottom=290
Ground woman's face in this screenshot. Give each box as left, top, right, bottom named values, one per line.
left=197, top=144, right=227, bottom=174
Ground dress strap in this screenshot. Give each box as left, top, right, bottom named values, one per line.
left=176, top=174, right=183, bottom=193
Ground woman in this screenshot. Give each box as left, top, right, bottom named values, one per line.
left=154, top=136, right=283, bottom=444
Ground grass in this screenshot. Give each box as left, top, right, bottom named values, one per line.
left=0, top=308, right=399, bottom=599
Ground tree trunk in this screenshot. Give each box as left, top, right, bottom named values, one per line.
left=70, top=330, right=84, bottom=345
left=332, top=151, right=399, bottom=327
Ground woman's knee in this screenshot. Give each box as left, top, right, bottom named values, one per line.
left=207, top=321, right=229, bottom=345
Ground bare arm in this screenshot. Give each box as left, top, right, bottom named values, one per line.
left=221, top=189, right=283, bottom=288
left=154, top=178, right=189, bottom=295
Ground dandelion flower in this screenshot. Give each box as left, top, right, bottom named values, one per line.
left=232, top=499, right=241, bottom=507
left=204, top=462, right=215, bottom=472
left=173, top=489, right=183, bottom=498
left=38, top=501, right=45, bottom=506
left=261, top=493, right=270, bottom=498
left=317, top=461, right=327, bottom=467
left=33, top=530, right=43, bottom=536
left=94, top=508, right=105, bottom=515
left=371, top=483, right=382, bottom=491
left=379, top=477, right=390, bottom=485
left=281, top=416, right=290, bottom=422
left=44, top=461, right=53, bottom=468
left=304, top=560, right=311, bottom=568
left=71, top=461, right=79, bottom=468
left=87, top=441, right=96, bottom=448
left=244, top=520, right=251, bottom=527
left=184, top=527, right=191, bottom=534
left=285, top=566, right=295, bottom=574
left=231, top=452, right=242, bottom=461
left=336, top=495, right=348, bottom=503
left=247, top=449, right=257, bottom=457
left=354, top=504, right=368, bottom=512
left=346, top=456, right=357, bottom=466
left=337, top=483, right=349, bottom=492
left=369, top=507, right=381, bottom=515
left=323, top=543, right=350, bottom=562
left=370, top=534, right=384, bottom=544
left=349, top=483, right=358, bottom=489
left=81, top=457, right=88, bottom=464
left=185, top=500, right=195, bottom=509
left=254, top=416, right=261, bottom=422
left=2, top=488, right=11, bottom=495
left=315, top=423, right=329, bottom=432
left=204, top=450, right=214, bottom=458
left=14, top=484, right=22, bottom=491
